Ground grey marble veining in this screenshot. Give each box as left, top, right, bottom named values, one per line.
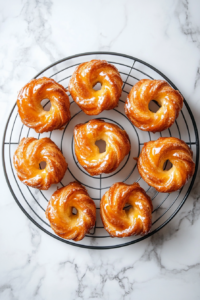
left=0, top=0, right=200, bottom=299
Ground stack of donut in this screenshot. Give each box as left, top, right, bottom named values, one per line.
left=14, top=59, right=195, bottom=241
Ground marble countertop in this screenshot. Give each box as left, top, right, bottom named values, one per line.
left=0, top=0, right=200, bottom=299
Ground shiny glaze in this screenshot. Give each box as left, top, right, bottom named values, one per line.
left=17, top=77, right=71, bottom=133
left=68, top=60, right=123, bottom=115
left=100, top=182, right=153, bottom=237
left=13, top=137, right=68, bottom=190
left=74, top=119, right=131, bottom=176
left=125, top=79, right=183, bottom=132
left=138, top=137, right=195, bottom=193
left=46, top=182, right=96, bottom=241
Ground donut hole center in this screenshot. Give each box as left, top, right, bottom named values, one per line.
left=163, top=160, right=173, bottom=171
left=39, top=161, right=46, bottom=169
left=93, top=82, right=102, bottom=91
left=41, top=99, right=51, bottom=111
left=148, top=100, right=160, bottom=113
left=95, top=139, right=106, bottom=153
left=123, top=203, right=133, bottom=211
left=72, top=207, right=78, bottom=215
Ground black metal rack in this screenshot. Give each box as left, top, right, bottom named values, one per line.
left=2, top=52, right=199, bottom=249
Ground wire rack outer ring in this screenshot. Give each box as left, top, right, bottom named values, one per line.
left=2, top=51, right=199, bottom=250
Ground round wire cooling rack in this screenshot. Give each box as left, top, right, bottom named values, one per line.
left=2, top=52, right=199, bottom=250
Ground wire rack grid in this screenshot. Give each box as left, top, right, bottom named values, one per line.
left=2, top=52, right=199, bottom=249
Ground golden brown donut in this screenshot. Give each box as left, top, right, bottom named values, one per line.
left=17, top=77, right=71, bottom=133
left=125, top=79, right=183, bottom=132
left=46, top=182, right=96, bottom=241
left=68, top=60, right=123, bottom=115
left=13, top=137, right=67, bottom=190
left=137, top=137, right=195, bottom=193
left=100, top=182, right=153, bottom=237
left=74, top=119, right=131, bottom=176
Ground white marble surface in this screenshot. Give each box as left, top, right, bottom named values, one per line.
left=0, top=0, right=200, bottom=299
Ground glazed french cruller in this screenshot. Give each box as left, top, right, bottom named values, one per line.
left=74, top=119, right=131, bottom=176
left=137, top=137, right=195, bottom=193
left=13, top=137, right=67, bottom=190
left=17, top=77, right=71, bottom=133
left=69, top=59, right=123, bottom=115
left=100, top=182, right=153, bottom=237
left=125, top=79, right=183, bottom=132
left=46, top=182, right=96, bottom=241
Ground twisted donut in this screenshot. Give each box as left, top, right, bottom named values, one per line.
left=68, top=60, right=123, bottom=115
left=74, top=119, right=131, bottom=176
left=100, top=182, right=153, bottom=237
left=125, top=79, right=183, bottom=132
left=46, top=182, right=96, bottom=241
left=137, top=137, right=195, bottom=193
left=17, top=77, right=71, bottom=133
left=13, top=137, right=67, bottom=190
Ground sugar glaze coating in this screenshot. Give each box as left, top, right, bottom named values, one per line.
left=74, top=119, right=131, bottom=176
left=125, top=79, right=183, bottom=132
left=17, top=77, right=71, bottom=133
left=13, top=137, right=67, bottom=190
left=100, top=182, right=153, bottom=237
left=69, top=60, right=123, bottom=115
left=46, top=182, right=96, bottom=241
left=137, top=137, right=195, bottom=192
